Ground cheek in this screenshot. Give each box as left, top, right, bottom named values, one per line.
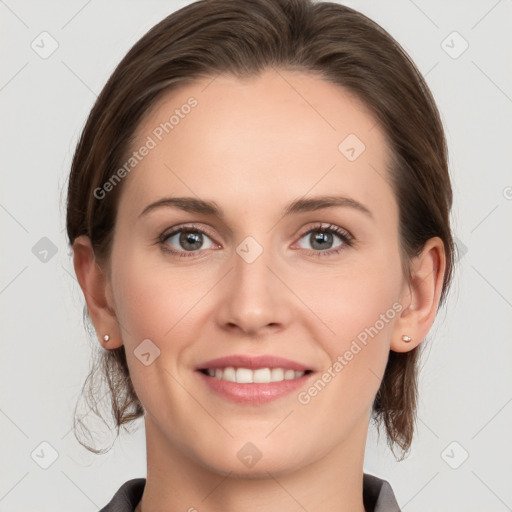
left=307, top=255, right=403, bottom=393
left=314, top=260, right=402, bottom=347
left=290, top=268, right=402, bottom=454
left=109, top=248, right=198, bottom=408
left=110, top=246, right=201, bottom=343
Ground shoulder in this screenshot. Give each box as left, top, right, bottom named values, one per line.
left=363, top=473, right=401, bottom=512
left=99, top=478, right=146, bottom=512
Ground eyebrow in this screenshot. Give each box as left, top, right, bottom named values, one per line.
left=138, top=195, right=373, bottom=220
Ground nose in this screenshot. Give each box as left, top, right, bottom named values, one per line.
left=215, top=240, right=292, bottom=337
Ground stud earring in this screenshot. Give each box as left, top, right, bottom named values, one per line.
left=401, top=335, right=412, bottom=342
left=103, top=334, right=110, bottom=342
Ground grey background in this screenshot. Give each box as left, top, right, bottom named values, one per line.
left=1, top=0, right=511, bottom=511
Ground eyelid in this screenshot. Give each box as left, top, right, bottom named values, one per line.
left=159, top=223, right=218, bottom=242
left=297, top=222, right=353, bottom=241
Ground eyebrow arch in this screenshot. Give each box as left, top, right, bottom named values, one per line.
left=283, top=195, right=372, bottom=218
left=138, top=195, right=373, bottom=219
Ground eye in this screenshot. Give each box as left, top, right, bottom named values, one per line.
left=296, top=223, right=354, bottom=257
left=158, top=222, right=354, bottom=259
left=159, top=224, right=218, bottom=257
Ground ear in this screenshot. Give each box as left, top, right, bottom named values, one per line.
left=72, top=235, right=123, bottom=349
left=391, top=236, right=446, bottom=353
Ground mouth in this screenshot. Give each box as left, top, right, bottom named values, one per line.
left=195, top=355, right=315, bottom=404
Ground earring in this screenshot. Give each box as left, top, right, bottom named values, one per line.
left=103, top=334, right=110, bottom=342
left=402, top=335, right=412, bottom=342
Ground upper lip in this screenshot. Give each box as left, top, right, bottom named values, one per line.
left=196, top=354, right=312, bottom=372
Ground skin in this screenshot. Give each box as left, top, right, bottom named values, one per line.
left=73, top=69, right=446, bottom=512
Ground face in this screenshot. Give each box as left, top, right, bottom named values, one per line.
left=107, top=69, right=406, bottom=476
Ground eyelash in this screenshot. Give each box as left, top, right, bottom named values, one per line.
left=157, top=222, right=355, bottom=259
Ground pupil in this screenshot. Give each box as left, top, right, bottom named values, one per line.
left=311, top=231, right=332, bottom=250
left=180, top=231, right=202, bottom=251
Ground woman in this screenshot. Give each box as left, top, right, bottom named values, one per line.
left=67, top=0, right=454, bottom=510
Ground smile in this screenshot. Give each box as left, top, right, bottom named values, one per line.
left=200, top=367, right=310, bottom=383
left=195, top=355, right=315, bottom=404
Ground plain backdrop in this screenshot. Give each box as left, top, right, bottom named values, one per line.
left=1, top=1, right=511, bottom=511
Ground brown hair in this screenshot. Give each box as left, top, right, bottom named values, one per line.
left=67, top=0, right=454, bottom=459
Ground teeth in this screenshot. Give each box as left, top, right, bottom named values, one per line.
left=271, top=368, right=284, bottom=381
left=204, top=366, right=306, bottom=383
left=254, top=368, right=271, bottom=383
left=284, top=369, right=295, bottom=380
left=223, top=367, right=236, bottom=382
left=236, top=368, right=253, bottom=383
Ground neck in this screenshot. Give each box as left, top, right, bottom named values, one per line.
left=136, top=413, right=369, bottom=512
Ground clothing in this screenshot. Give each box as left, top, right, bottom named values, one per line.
left=98, top=473, right=401, bottom=512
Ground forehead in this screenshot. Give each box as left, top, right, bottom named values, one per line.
left=120, top=69, right=396, bottom=223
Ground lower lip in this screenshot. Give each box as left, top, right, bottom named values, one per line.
left=196, top=371, right=313, bottom=404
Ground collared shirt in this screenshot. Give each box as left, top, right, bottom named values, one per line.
left=99, top=473, right=401, bottom=511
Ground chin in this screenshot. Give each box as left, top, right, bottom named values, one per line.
left=186, top=437, right=311, bottom=479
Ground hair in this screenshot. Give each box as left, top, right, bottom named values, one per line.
left=66, top=0, right=454, bottom=460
